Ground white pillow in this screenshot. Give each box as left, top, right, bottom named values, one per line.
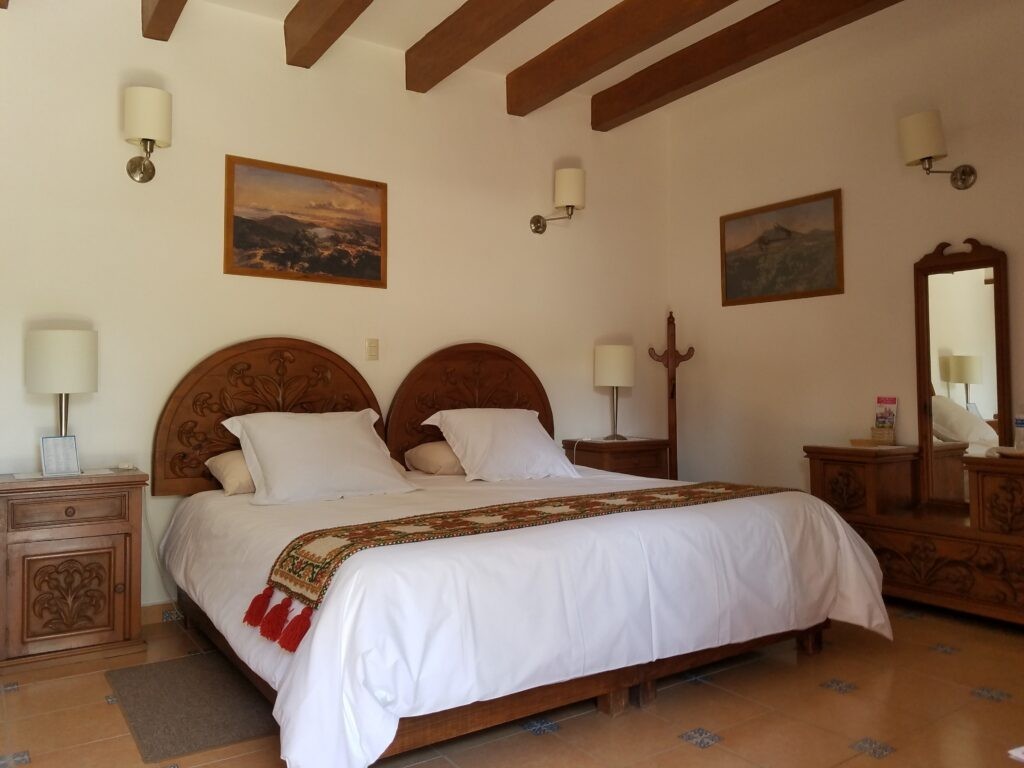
left=222, top=410, right=416, bottom=505
left=932, top=395, right=998, bottom=446
left=405, top=441, right=465, bottom=475
left=422, top=409, right=579, bottom=482
left=205, top=450, right=255, bottom=495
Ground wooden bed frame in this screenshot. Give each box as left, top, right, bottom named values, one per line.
left=155, top=337, right=827, bottom=758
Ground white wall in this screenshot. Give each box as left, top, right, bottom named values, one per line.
left=664, top=0, right=1024, bottom=489
left=0, top=1, right=671, bottom=604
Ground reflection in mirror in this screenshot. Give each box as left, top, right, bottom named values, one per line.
left=927, top=269, right=999, bottom=501
left=915, top=239, right=1011, bottom=509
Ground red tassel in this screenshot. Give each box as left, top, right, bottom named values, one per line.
left=259, top=597, right=292, bottom=640
left=243, top=586, right=275, bottom=627
left=278, top=606, right=313, bottom=652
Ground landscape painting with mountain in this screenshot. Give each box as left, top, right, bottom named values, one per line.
left=720, top=190, right=842, bottom=306
left=224, top=156, right=386, bottom=288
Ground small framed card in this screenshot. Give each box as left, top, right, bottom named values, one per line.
left=40, top=435, right=81, bottom=477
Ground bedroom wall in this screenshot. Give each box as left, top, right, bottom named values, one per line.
left=665, top=0, right=1024, bottom=488
left=0, top=1, right=671, bottom=604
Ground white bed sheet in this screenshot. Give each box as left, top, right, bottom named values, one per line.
left=160, top=469, right=891, bottom=768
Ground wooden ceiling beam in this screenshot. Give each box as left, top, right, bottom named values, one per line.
left=285, top=0, right=375, bottom=68
left=506, top=0, right=740, bottom=117
left=141, top=0, right=189, bottom=41
left=591, top=0, right=902, bottom=131
left=406, top=0, right=556, bottom=93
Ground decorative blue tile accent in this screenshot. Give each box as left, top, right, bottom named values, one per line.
left=851, top=738, right=895, bottom=759
left=928, top=643, right=960, bottom=655
left=162, top=608, right=184, bottom=623
left=680, top=727, right=721, bottom=749
left=820, top=678, right=858, bottom=694
left=0, top=752, right=31, bottom=767
left=520, top=717, right=560, bottom=735
left=105, top=695, right=118, bottom=705
left=972, top=687, right=1012, bottom=702
left=1, top=682, right=18, bottom=693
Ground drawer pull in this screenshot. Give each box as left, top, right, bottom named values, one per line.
left=65, top=506, right=77, bottom=518
left=114, top=583, right=126, bottom=594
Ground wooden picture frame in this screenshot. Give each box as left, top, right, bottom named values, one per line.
left=720, top=189, right=843, bottom=306
left=224, top=155, right=387, bottom=289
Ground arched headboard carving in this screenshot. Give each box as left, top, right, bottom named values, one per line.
left=385, top=343, right=554, bottom=461
left=152, top=337, right=381, bottom=496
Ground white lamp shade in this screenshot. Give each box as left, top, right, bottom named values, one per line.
left=594, top=344, right=634, bottom=387
left=898, top=110, right=947, bottom=166
left=554, top=168, right=585, bottom=210
left=25, top=330, right=98, bottom=394
left=945, top=355, right=981, bottom=385
left=124, top=86, right=172, bottom=149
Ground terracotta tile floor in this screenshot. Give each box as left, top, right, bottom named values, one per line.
left=0, top=601, right=1021, bottom=767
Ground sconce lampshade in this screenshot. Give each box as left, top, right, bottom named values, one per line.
left=554, top=168, right=585, bottom=210
left=945, top=354, right=981, bottom=385
left=898, top=110, right=947, bottom=166
left=594, top=344, right=634, bottom=387
left=124, top=86, right=172, bottom=149
left=25, top=330, right=98, bottom=394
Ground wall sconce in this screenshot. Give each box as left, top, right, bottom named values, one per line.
left=897, top=109, right=976, bottom=190
left=124, top=86, right=172, bottom=183
left=530, top=168, right=585, bottom=234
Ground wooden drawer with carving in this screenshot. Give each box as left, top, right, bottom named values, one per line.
left=804, top=445, right=918, bottom=517
left=855, top=524, right=1024, bottom=622
left=8, top=491, right=128, bottom=531
left=966, top=457, right=1024, bottom=535
left=0, top=470, right=148, bottom=664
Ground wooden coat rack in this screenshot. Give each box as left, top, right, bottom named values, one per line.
left=648, top=312, right=694, bottom=480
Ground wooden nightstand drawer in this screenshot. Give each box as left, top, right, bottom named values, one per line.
left=9, top=491, right=128, bottom=531
left=562, top=439, right=671, bottom=480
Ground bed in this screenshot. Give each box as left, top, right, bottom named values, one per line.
left=154, top=337, right=891, bottom=768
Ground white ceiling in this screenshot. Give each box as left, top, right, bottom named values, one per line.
left=203, top=0, right=777, bottom=96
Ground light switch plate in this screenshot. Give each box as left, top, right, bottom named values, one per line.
left=365, top=338, right=379, bottom=361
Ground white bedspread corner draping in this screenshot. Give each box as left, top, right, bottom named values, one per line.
left=160, top=469, right=891, bottom=768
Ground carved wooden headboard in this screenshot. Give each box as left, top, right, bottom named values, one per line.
left=384, top=343, right=554, bottom=461
left=152, top=337, right=382, bottom=496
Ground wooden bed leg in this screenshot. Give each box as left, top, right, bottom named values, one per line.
left=629, top=680, right=657, bottom=708
left=596, top=687, right=629, bottom=717
left=796, top=627, right=823, bottom=656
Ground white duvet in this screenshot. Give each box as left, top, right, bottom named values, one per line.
left=160, top=469, right=891, bottom=768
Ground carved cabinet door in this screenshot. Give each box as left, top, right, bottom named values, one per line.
left=6, top=534, right=126, bottom=658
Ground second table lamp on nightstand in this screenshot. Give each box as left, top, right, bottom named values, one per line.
left=595, top=344, right=634, bottom=440
left=25, top=329, right=98, bottom=437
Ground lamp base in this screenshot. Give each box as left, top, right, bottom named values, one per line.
left=603, top=433, right=628, bottom=441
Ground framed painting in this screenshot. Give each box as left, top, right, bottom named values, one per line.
left=720, top=189, right=843, bottom=306
left=224, top=155, right=387, bottom=289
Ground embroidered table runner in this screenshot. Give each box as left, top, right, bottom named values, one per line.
left=244, top=481, right=790, bottom=651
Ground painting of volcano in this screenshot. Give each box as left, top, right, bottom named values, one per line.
left=720, top=189, right=842, bottom=306
left=224, top=156, right=386, bottom=288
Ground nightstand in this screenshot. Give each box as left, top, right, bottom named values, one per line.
left=562, top=438, right=671, bottom=479
left=0, top=469, right=148, bottom=665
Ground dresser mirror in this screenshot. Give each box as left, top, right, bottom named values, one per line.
left=915, top=238, right=1012, bottom=507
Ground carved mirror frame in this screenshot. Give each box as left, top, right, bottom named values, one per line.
left=914, top=238, right=1012, bottom=505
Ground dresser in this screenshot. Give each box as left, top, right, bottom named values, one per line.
left=0, top=470, right=148, bottom=664
left=562, top=438, right=671, bottom=480
left=805, top=446, right=1024, bottom=625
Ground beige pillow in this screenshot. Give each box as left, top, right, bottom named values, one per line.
left=405, top=441, right=465, bottom=475
left=205, top=450, right=256, bottom=495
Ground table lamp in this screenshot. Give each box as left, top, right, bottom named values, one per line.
left=25, top=330, right=98, bottom=436
left=945, top=354, right=981, bottom=406
left=594, top=344, right=634, bottom=440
